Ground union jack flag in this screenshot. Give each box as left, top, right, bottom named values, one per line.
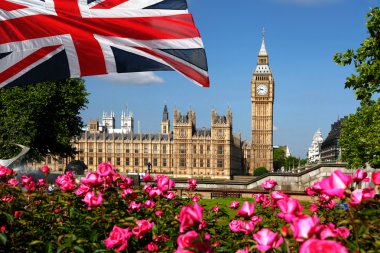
left=0, top=0, right=209, bottom=88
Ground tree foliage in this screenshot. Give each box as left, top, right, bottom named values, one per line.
left=333, top=7, right=380, bottom=104
left=339, top=99, right=380, bottom=168
left=253, top=167, right=268, bottom=176
left=0, top=79, right=88, bottom=161
left=273, top=148, right=285, bottom=171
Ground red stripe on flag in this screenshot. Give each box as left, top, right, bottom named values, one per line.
left=137, top=47, right=209, bottom=87
left=0, top=45, right=61, bottom=86
left=0, top=0, right=27, bottom=11
left=90, top=0, right=129, bottom=9
left=0, top=14, right=201, bottom=44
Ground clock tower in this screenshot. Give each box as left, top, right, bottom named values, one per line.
left=250, top=33, right=274, bottom=173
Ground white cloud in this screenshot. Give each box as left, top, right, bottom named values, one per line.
left=274, top=125, right=278, bottom=131
left=275, top=0, right=341, bottom=5
left=97, top=72, right=164, bottom=86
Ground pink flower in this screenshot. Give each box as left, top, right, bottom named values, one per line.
left=229, top=220, right=243, bottom=233
left=319, top=170, right=352, bottom=198
left=60, top=181, right=77, bottom=191
left=156, top=175, right=175, bottom=192
left=236, top=247, right=249, bottom=253
left=41, top=165, right=50, bottom=174
left=0, top=166, right=8, bottom=177
left=353, top=169, right=369, bottom=182
left=37, top=179, right=46, bottom=187
left=229, top=220, right=255, bottom=234
left=104, top=225, right=132, bottom=252
left=155, top=210, right=163, bottom=217
left=82, top=191, right=103, bottom=210
left=14, top=211, right=23, bottom=219
left=372, top=170, right=380, bottom=185
left=75, top=184, right=90, bottom=196
left=148, top=187, right=163, bottom=198
left=143, top=174, right=153, bottom=182
left=144, top=200, right=156, bottom=209
left=129, top=201, right=141, bottom=212
left=176, top=230, right=212, bottom=253
left=229, top=200, right=240, bottom=209
left=349, top=187, right=375, bottom=206
left=299, top=239, right=348, bottom=253
left=21, top=175, right=33, bottom=185
left=7, top=178, right=19, bottom=186
left=164, top=192, right=176, bottom=199
left=270, top=191, right=288, bottom=206
left=2, top=194, right=15, bottom=203
left=336, top=227, right=350, bottom=239
left=277, top=197, right=304, bottom=222
left=179, top=202, right=203, bottom=233
left=187, top=178, right=197, bottom=190
left=261, top=179, right=277, bottom=190
left=290, top=215, right=319, bottom=242
left=120, top=176, right=133, bottom=188
left=132, top=220, right=154, bottom=239
left=238, top=220, right=256, bottom=235
left=253, top=228, right=284, bottom=252
left=97, top=162, right=115, bottom=177
left=192, top=195, right=200, bottom=202
left=81, top=172, right=103, bottom=187
left=254, top=193, right=266, bottom=203
left=236, top=201, right=255, bottom=218
left=144, top=242, right=159, bottom=252
left=211, top=205, right=220, bottom=213
left=309, top=203, right=318, bottom=213
left=121, top=188, right=134, bottom=198
left=305, top=187, right=316, bottom=196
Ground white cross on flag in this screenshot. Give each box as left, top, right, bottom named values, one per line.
left=0, top=0, right=209, bottom=88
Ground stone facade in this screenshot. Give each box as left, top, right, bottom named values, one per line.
left=321, top=118, right=344, bottom=162
left=307, top=129, right=324, bottom=164
left=42, top=107, right=242, bottom=179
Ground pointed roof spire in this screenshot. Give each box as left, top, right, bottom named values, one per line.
left=259, top=27, right=268, bottom=56
left=162, top=104, right=169, bottom=121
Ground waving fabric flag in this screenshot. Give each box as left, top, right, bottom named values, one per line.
left=0, top=0, right=209, bottom=88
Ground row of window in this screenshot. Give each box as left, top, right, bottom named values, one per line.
left=179, top=158, right=224, bottom=168
left=79, top=156, right=224, bottom=168
left=80, top=143, right=225, bottom=155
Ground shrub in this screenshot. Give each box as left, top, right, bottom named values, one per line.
left=0, top=164, right=379, bottom=252
left=253, top=167, right=268, bottom=176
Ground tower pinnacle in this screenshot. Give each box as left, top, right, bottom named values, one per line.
left=259, top=28, right=268, bottom=56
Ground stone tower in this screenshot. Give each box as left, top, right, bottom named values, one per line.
left=250, top=33, right=274, bottom=173
left=121, top=109, right=134, bottom=134
left=161, top=104, right=170, bottom=134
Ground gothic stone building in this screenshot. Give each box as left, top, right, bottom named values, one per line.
left=39, top=36, right=275, bottom=178
left=44, top=107, right=242, bottom=179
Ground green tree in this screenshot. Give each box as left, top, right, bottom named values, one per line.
left=339, top=99, right=380, bottom=168
left=333, top=7, right=380, bottom=104
left=273, top=148, right=285, bottom=171
left=333, top=7, right=380, bottom=168
left=0, top=78, right=89, bottom=161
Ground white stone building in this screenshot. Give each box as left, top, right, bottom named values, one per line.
left=307, top=129, right=324, bottom=163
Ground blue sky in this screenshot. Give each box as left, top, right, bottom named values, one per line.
left=82, top=0, right=377, bottom=158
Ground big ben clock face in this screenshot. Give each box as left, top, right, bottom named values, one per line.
left=256, top=84, right=268, bottom=95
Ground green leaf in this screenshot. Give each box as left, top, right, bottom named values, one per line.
left=73, top=246, right=85, bottom=253
left=0, top=233, right=7, bottom=245
left=29, top=240, right=44, bottom=246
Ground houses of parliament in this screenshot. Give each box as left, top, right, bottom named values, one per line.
left=41, top=36, right=274, bottom=179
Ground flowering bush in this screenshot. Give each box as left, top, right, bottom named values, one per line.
left=0, top=163, right=379, bottom=252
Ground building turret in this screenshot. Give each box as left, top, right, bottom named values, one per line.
left=161, top=104, right=170, bottom=134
